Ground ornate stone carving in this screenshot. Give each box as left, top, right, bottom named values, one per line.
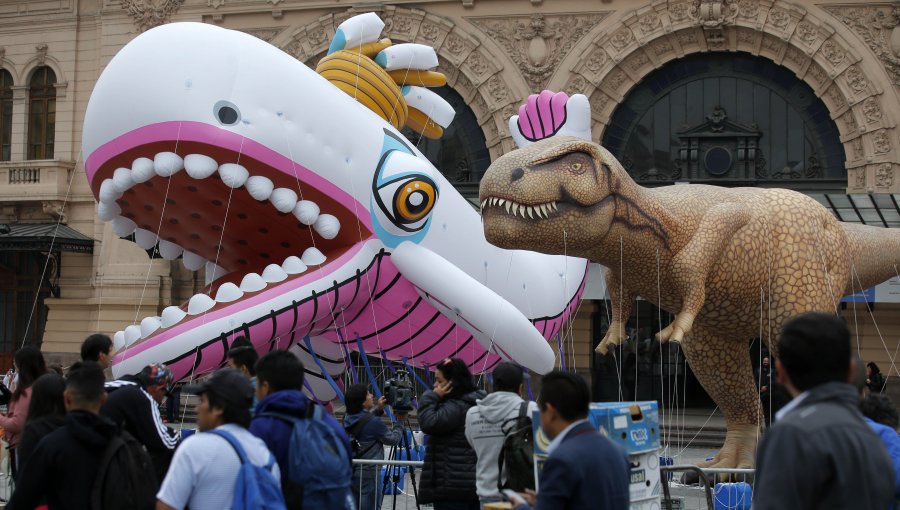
left=689, top=0, right=740, bottom=28
left=826, top=84, right=847, bottom=110
left=35, top=44, right=48, bottom=65
left=852, top=137, right=864, bottom=159
left=639, top=13, right=661, bottom=35
left=761, top=35, right=781, bottom=53
left=603, top=68, right=627, bottom=92
left=863, top=97, right=883, bottom=124
left=823, top=5, right=900, bottom=88
left=785, top=46, right=806, bottom=67
left=670, top=3, right=691, bottom=22
left=767, top=9, right=790, bottom=29
left=876, top=164, right=894, bottom=188
left=796, top=22, right=817, bottom=45
left=845, top=66, right=868, bottom=93
left=121, top=0, right=184, bottom=32
left=465, top=51, right=489, bottom=78
left=873, top=129, right=892, bottom=154
left=843, top=112, right=857, bottom=133
left=738, top=29, right=756, bottom=45
left=308, top=27, right=328, bottom=47
left=42, top=201, right=66, bottom=223
left=590, top=89, right=611, bottom=115
left=678, top=30, right=698, bottom=46
left=651, top=39, right=674, bottom=55
left=444, top=34, right=467, bottom=56
left=627, top=52, right=651, bottom=72
left=584, top=48, right=609, bottom=73
left=610, top=28, right=635, bottom=51
left=566, top=74, right=588, bottom=95
left=421, top=22, right=441, bottom=42
left=854, top=168, right=866, bottom=188
left=468, top=13, right=609, bottom=90
left=486, top=75, right=508, bottom=103
left=737, top=0, right=758, bottom=19
left=240, top=28, right=283, bottom=43
left=820, top=40, right=845, bottom=67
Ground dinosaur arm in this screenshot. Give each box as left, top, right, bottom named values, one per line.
left=660, top=203, right=752, bottom=342
left=595, top=268, right=634, bottom=354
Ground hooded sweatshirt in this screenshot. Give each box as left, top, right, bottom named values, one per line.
left=465, top=392, right=538, bottom=498
left=343, top=409, right=402, bottom=474
left=7, top=410, right=118, bottom=510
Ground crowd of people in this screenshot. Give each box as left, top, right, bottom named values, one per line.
left=0, top=311, right=897, bottom=509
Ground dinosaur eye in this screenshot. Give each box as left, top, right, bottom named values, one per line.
left=394, top=179, right=436, bottom=223
left=570, top=162, right=583, bottom=173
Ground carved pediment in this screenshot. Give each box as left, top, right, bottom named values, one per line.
left=678, top=106, right=760, bottom=138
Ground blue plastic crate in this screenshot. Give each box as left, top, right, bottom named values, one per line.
left=588, top=401, right=660, bottom=454
left=714, top=482, right=752, bottom=510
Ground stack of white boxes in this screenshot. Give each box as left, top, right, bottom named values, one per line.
left=588, top=401, right=662, bottom=510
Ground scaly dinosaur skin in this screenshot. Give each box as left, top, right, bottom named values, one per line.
left=480, top=135, right=900, bottom=468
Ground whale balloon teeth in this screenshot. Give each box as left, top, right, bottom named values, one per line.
left=154, top=151, right=184, bottom=177
left=239, top=273, right=267, bottom=292
left=184, top=154, right=219, bottom=179
left=293, top=200, right=320, bottom=226
left=262, top=263, right=288, bottom=283
left=246, top=175, right=274, bottom=201
left=313, top=214, right=340, bottom=240
left=112, top=167, right=135, bottom=194
left=214, top=282, right=244, bottom=303
left=205, top=261, right=226, bottom=286
left=282, top=255, right=307, bottom=275
left=99, top=179, right=121, bottom=202
left=112, top=216, right=137, bottom=237
left=187, top=293, right=216, bottom=315
left=158, top=239, right=183, bottom=260
left=161, top=306, right=187, bottom=328
left=133, top=228, right=158, bottom=250
left=270, top=188, right=299, bottom=214
left=178, top=250, right=204, bottom=271
left=301, top=247, right=326, bottom=266
left=218, top=163, right=249, bottom=188
left=113, top=330, right=126, bottom=351
left=97, top=201, right=122, bottom=222
left=131, top=157, right=156, bottom=183
left=140, top=316, right=162, bottom=338
left=124, top=325, right=142, bottom=346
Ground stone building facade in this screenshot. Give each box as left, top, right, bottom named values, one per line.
left=0, top=0, right=898, bottom=397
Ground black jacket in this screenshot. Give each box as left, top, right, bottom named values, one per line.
left=754, top=382, right=896, bottom=510
left=15, top=414, right=65, bottom=480
left=101, top=375, right=179, bottom=481
left=7, top=411, right=118, bottom=510
left=418, top=389, right=486, bottom=503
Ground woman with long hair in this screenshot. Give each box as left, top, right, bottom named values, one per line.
left=417, top=358, right=486, bottom=510
left=0, top=345, right=47, bottom=477
left=15, top=373, right=66, bottom=478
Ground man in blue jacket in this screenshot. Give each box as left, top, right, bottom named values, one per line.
left=343, top=384, right=405, bottom=510
left=512, top=370, right=629, bottom=510
left=249, top=349, right=351, bottom=509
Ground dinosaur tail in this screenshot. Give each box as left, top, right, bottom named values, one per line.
left=842, top=223, right=900, bottom=294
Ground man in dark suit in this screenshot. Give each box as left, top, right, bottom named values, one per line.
left=511, top=370, right=629, bottom=510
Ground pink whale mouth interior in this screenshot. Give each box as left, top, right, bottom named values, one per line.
left=87, top=126, right=374, bottom=357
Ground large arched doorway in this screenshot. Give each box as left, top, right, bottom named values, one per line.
left=601, top=52, right=846, bottom=191
left=593, top=51, right=847, bottom=408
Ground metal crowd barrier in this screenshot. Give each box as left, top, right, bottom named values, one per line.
left=661, top=465, right=755, bottom=510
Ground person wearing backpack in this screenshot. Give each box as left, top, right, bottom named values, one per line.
left=343, top=383, right=405, bottom=510
left=8, top=361, right=156, bottom=510
left=464, top=362, right=538, bottom=509
left=418, top=357, right=487, bottom=510
left=157, top=368, right=283, bottom=510
left=250, top=349, right=353, bottom=510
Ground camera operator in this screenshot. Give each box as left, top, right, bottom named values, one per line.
left=343, top=384, right=406, bottom=510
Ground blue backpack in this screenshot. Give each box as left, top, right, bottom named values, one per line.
left=260, top=403, right=354, bottom=509
left=210, top=429, right=287, bottom=510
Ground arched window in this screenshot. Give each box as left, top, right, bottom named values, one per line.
left=0, top=69, right=12, bottom=161
left=28, top=66, right=56, bottom=160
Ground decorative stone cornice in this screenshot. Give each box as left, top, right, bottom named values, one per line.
left=121, top=0, right=185, bottom=32
left=821, top=4, right=900, bottom=89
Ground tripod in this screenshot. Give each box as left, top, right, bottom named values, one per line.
left=381, top=417, right=421, bottom=510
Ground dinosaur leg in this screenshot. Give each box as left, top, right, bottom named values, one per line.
left=680, top=326, right=762, bottom=469
left=658, top=203, right=752, bottom=344
left=595, top=270, right=633, bottom=355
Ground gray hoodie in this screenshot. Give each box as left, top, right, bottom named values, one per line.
left=464, top=391, right=539, bottom=499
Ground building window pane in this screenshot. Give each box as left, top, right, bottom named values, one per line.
left=0, top=70, right=12, bottom=162
left=28, top=66, right=56, bottom=160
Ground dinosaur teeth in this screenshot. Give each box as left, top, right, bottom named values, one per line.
left=481, top=199, right=487, bottom=209
left=526, top=206, right=534, bottom=219
left=512, top=203, right=519, bottom=216
left=551, top=201, right=558, bottom=211
left=504, top=201, right=511, bottom=215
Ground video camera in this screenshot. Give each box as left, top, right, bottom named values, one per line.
left=384, top=370, right=415, bottom=413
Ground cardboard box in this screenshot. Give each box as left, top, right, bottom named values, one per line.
left=628, top=450, right=662, bottom=501
left=589, top=401, right=660, bottom=454
left=630, top=497, right=663, bottom=510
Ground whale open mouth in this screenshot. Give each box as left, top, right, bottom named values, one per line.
left=87, top=121, right=373, bottom=354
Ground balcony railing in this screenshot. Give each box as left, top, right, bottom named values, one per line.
left=0, top=161, right=77, bottom=201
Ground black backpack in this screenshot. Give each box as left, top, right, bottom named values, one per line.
left=497, top=401, right=536, bottom=492
left=91, top=430, right=157, bottom=510
left=345, top=413, right=375, bottom=458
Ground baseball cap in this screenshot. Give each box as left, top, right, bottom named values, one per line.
left=183, top=368, right=254, bottom=409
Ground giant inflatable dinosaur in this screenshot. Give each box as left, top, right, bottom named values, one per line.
left=480, top=91, right=900, bottom=468
left=82, top=15, right=586, bottom=399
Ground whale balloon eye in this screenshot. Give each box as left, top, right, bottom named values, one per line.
left=214, top=100, right=240, bottom=126
left=394, top=179, right=436, bottom=223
